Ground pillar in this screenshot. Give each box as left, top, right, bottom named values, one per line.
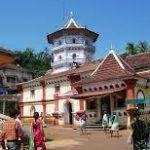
left=79, top=100, right=84, bottom=110
left=41, top=81, right=46, bottom=117
left=124, top=79, right=137, bottom=127
left=19, top=86, right=23, bottom=117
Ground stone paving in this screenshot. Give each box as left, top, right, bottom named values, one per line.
left=44, top=126, right=133, bottom=150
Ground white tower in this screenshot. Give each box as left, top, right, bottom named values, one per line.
left=47, top=16, right=99, bottom=73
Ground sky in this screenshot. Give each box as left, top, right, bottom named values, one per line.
left=0, top=0, right=150, bottom=58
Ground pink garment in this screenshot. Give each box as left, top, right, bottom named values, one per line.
left=32, top=118, right=45, bottom=149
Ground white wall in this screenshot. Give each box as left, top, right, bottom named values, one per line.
left=45, top=84, right=55, bottom=100
left=34, top=104, right=43, bottom=114
left=23, top=88, right=31, bottom=102
left=34, top=86, right=43, bottom=101
left=60, top=82, right=71, bottom=95
left=46, top=104, right=55, bottom=115
left=23, top=86, right=43, bottom=102
left=23, top=105, right=31, bottom=116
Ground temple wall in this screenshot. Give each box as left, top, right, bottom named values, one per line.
left=23, top=86, right=42, bottom=102
left=34, top=86, right=43, bottom=101
left=46, top=103, right=55, bottom=115
left=45, top=84, right=55, bottom=100
left=60, top=82, right=71, bottom=95
left=23, top=105, right=31, bottom=116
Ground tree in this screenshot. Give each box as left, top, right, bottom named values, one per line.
left=126, top=42, right=139, bottom=55
left=14, top=48, right=52, bottom=78
left=125, top=41, right=150, bottom=56
left=137, top=41, right=150, bottom=53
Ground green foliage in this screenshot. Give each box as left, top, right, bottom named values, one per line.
left=125, top=41, right=150, bottom=55
left=14, top=48, right=52, bottom=78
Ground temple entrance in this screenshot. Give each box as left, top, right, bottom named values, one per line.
left=64, top=101, right=73, bottom=125
left=101, top=96, right=111, bottom=117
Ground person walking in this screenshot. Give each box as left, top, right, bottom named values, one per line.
left=102, top=111, right=109, bottom=133
left=2, top=109, right=22, bottom=150
left=15, top=111, right=23, bottom=150
left=31, top=112, right=46, bottom=150
left=79, top=111, right=87, bottom=135
left=130, top=109, right=148, bottom=150
left=110, top=113, right=120, bottom=137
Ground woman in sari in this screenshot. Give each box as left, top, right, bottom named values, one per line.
left=31, top=112, right=46, bottom=150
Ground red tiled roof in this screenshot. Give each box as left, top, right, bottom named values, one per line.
left=74, top=50, right=136, bottom=86
left=1, top=64, right=32, bottom=72
left=44, top=59, right=101, bottom=79
left=19, top=52, right=150, bottom=86
left=125, top=52, right=150, bottom=69
left=71, top=86, right=126, bottom=99
left=137, top=70, right=150, bottom=79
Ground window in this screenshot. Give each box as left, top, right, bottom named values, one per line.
left=59, top=55, right=62, bottom=61
left=85, top=40, right=89, bottom=45
left=72, top=53, right=76, bottom=60
left=58, top=40, right=62, bottom=45
left=0, top=76, right=3, bottom=85
left=23, top=78, right=28, bottom=82
left=72, top=38, right=76, bottom=44
left=30, top=89, right=35, bottom=98
left=55, top=84, right=60, bottom=93
left=7, top=76, right=17, bottom=83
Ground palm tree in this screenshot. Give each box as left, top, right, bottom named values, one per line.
left=126, top=42, right=139, bottom=55
left=137, top=41, right=150, bottom=53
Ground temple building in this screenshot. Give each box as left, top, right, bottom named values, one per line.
left=19, top=17, right=150, bottom=126
left=0, top=47, right=33, bottom=115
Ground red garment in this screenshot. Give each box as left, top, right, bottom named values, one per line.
left=32, top=119, right=46, bottom=149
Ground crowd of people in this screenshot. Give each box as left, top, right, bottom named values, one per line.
left=0, top=108, right=149, bottom=150
left=0, top=110, right=46, bottom=150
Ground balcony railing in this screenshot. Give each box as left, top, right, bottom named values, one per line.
left=52, top=44, right=95, bottom=53
left=52, top=58, right=85, bottom=68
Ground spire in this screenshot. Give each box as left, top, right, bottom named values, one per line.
left=64, top=11, right=82, bottom=29
left=110, top=43, right=113, bottom=50
left=70, top=11, right=73, bottom=18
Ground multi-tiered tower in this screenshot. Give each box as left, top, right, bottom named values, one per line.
left=47, top=16, right=99, bottom=73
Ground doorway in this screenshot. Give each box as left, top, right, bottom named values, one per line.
left=101, top=96, right=111, bottom=117
left=64, top=101, right=73, bottom=124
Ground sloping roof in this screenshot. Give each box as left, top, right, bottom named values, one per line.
left=137, top=70, right=150, bottom=79
left=64, top=18, right=82, bottom=29
left=71, top=86, right=126, bottom=99
left=0, top=47, right=15, bottom=66
left=47, top=17, right=99, bottom=44
left=0, top=47, right=14, bottom=56
left=1, top=64, right=32, bottom=73
left=74, top=50, right=136, bottom=85
left=125, top=52, right=150, bottom=70
left=19, top=52, right=150, bottom=86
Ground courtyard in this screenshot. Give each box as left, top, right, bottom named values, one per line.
left=44, top=126, right=132, bottom=150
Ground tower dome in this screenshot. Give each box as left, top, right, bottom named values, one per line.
left=47, top=16, right=99, bottom=73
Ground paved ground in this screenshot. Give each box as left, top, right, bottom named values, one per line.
left=44, top=126, right=133, bottom=150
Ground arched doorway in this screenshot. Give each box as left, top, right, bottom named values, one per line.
left=64, top=101, right=73, bottom=125
left=136, top=90, right=145, bottom=109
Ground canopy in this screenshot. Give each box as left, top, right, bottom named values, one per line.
left=126, top=98, right=150, bottom=104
